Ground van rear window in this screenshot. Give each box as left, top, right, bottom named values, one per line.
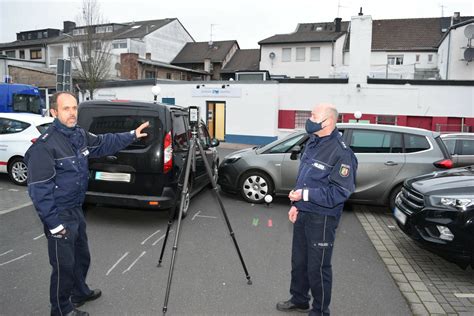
left=88, top=115, right=161, bottom=149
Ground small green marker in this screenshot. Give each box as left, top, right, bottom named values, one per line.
left=252, top=218, right=259, bottom=226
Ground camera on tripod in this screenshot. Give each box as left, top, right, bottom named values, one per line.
left=188, top=106, right=200, bottom=128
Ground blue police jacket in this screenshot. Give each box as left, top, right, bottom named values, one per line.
left=293, top=128, right=358, bottom=217
left=25, top=119, right=136, bottom=233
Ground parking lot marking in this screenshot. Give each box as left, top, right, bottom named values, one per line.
left=0, top=249, right=13, bottom=257
left=8, top=189, right=19, bottom=192
left=141, top=229, right=161, bottom=245
left=33, top=233, right=44, bottom=240
left=152, top=231, right=171, bottom=246
left=0, top=252, right=31, bottom=266
left=454, top=293, right=474, bottom=298
left=252, top=218, right=259, bottom=226
left=106, top=252, right=129, bottom=276
left=0, top=202, right=33, bottom=215
left=192, top=210, right=217, bottom=221
left=122, top=251, right=146, bottom=274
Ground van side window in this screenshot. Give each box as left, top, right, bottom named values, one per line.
left=199, top=124, right=211, bottom=147
left=443, top=139, right=456, bottom=155
left=349, top=130, right=401, bottom=153
left=459, top=140, right=474, bottom=155
left=172, top=115, right=188, bottom=150
left=404, top=134, right=430, bottom=153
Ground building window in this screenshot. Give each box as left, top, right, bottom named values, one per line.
left=428, top=54, right=433, bottom=63
left=5, top=50, right=16, bottom=58
left=73, top=28, right=87, bottom=36
left=30, top=49, right=42, bottom=59
left=112, top=41, right=127, bottom=49
left=295, top=110, right=311, bottom=129
left=415, top=54, right=420, bottom=63
left=376, top=115, right=396, bottom=125
left=387, top=55, right=403, bottom=65
left=166, top=73, right=172, bottom=79
left=43, top=31, right=48, bottom=38
left=27, top=33, right=32, bottom=40
left=296, top=47, right=305, bottom=62
left=106, top=26, right=113, bottom=32
left=180, top=73, right=187, bottom=80
left=19, top=50, right=25, bottom=59
left=282, top=48, right=291, bottom=62
left=145, top=70, right=156, bottom=79
left=37, top=32, right=43, bottom=39
left=68, top=47, right=78, bottom=57
left=310, top=47, right=320, bottom=61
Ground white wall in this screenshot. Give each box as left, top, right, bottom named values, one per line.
left=260, top=43, right=336, bottom=78
left=348, top=15, right=372, bottom=84
left=145, top=20, right=194, bottom=63
left=438, top=22, right=474, bottom=80
left=92, top=80, right=473, bottom=142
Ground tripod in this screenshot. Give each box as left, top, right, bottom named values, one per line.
left=158, top=118, right=252, bottom=315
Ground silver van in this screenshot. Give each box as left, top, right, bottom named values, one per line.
left=441, top=133, right=474, bottom=167
left=218, top=123, right=452, bottom=210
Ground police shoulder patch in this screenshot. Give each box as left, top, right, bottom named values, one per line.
left=339, top=164, right=350, bottom=177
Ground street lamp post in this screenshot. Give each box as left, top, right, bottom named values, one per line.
left=151, top=85, right=161, bottom=104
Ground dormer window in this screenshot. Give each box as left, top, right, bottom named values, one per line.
left=73, top=28, right=87, bottom=36
left=315, top=26, right=323, bottom=31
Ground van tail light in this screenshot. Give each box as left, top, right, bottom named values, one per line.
left=434, top=159, right=453, bottom=169
left=163, top=131, right=173, bottom=173
left=31, top=138, right=38, bottom=144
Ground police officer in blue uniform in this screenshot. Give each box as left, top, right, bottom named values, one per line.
left=25, top=92, right=149, bottom=316
left=276, top=103, right=357, bottom=316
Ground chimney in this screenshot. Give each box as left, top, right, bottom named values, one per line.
left=145, top=52, right=151, bottom=60
left=63, top=21, right=76, bottom=34
left=120, top=53, right=139, bottom=80
left=451, top=12, right=461, bottom=26
left=334, top=18, right=342, bottom=32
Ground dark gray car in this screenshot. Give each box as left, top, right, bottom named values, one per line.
left=218, top=123, right=452, bottom=209
left=441, top=133, right=474, bottom=167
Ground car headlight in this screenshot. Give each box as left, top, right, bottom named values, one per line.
left=432, top=196, right=474, bottom=211
left=223, top=156, right=241, bottom=164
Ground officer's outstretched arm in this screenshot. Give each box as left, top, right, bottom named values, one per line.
left=85, top=130, right=136, bottom=158
left=26, top=146, right=63, bottom=233
left=303, top=154, right=357, bottom=208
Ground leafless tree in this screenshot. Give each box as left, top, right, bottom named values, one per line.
left=70, top=0, right=112, bottom=99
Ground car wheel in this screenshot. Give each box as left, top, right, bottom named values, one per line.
left=8, top=157, right=28, bottom=186
left=208, top=161, right=219, bottom=188
left=389, top=184, right=403, bottom=211
left=239, top=171, right=274, bottom=203
left=176, top=179, right=192, bottom=219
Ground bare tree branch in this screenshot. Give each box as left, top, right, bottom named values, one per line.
left=70, top=0, right=112, bottom=100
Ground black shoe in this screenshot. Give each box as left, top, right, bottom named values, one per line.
left=65, top=309, right=89, bottom=316
left=276, top=299, right=310, bottom=313
left=71, top=289, right=102, bottom=308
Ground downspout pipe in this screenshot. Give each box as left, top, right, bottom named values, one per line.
left=445, top=32, right=451, bottom=79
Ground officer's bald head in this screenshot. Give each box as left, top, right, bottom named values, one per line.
left=311, top=103, right=338, bottom=136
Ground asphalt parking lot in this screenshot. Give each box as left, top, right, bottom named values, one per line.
left=0, top=146, right=473, bottom=315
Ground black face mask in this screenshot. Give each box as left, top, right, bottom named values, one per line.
left=305, top=119, right=326, bottom=134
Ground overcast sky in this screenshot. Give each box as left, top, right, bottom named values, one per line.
left=1, top=0, right=473, bottom=48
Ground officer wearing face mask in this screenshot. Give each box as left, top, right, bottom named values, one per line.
left=276, top=103, right=357, bottom=316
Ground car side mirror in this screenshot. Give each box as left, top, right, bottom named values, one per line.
left=290, top=145, right=301, bottom=160
left=210, top=138, right=220, bottom=148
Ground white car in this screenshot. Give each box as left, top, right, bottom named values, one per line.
left=0, top=113, right=53, bottom=185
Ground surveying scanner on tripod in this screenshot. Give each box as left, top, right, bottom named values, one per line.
left=158, top=106, right=252, bottom=315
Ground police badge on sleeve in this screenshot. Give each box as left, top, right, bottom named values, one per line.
left=339, top=164, right=350, bottom=177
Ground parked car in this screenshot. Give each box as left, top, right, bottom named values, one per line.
left=394, top=166, right=474, bottom=268
left=218, top=123, right=453, bottom=209
left=77, top=100, right=219, bottom=217
left=441, top=133, right=474, bottom=167
left=0, top=113, right=53, bottom=185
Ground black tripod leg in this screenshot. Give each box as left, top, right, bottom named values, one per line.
left=196, top=140, right=252, bottom=285
left=157, top=217, right=173, bottom=267
left=162, top=138, right=195, bottom=315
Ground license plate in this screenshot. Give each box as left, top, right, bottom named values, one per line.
left=95, top=171, right=131, bottom=182
left=393, top=207, right=407, bottom=225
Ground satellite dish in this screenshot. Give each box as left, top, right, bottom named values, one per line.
left=464, top=25, right=474, bottom=39
left=464, top=48, right=474, bottom=62
left=269, top=52, right=276, bottom=59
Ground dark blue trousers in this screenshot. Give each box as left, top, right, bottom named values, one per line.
left=290, top=211, right=339, bottom=316
left=45, top=207, right=93, bottom=316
